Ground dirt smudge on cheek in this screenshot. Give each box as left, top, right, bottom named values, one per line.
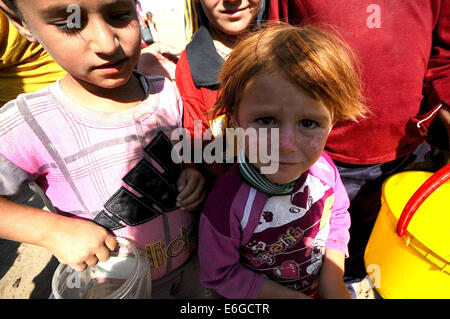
left=299, top=129, right=329, bottom=161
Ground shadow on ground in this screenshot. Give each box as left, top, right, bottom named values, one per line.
left=0, top=183, right=59, bottom=298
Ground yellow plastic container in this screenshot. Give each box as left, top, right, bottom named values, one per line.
left=364, top=167, right=450, bottom=299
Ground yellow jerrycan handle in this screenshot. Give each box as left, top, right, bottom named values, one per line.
left=397, top=163, right=450, bottom=237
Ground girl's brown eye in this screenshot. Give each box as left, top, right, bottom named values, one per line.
left=257, top=117, right=275, bottom=125
left=300, top=119, right=318, bottom=128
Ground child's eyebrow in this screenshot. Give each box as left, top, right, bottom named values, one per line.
left=38, top=0, right=133, bottom=18
left=248, top=107, right=331, bottom=122
left=39, top=5, right=70, bottom=19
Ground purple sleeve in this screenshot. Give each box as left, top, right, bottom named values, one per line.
left=198, top=214, right=265, bottom=299
left=322, top=155, right=351, bottom=257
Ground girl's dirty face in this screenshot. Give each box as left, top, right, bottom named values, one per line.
left=234, top=71, right=333, bottom=184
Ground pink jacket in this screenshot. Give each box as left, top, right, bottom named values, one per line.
left=199, top=153, right=351, bottom=298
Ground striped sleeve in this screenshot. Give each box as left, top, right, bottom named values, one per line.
left=0, top=98, right=36, bottom=196
left=311, top=154, right=351, bottom=257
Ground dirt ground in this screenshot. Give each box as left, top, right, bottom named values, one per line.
left=0, top=186, right=58, bottom=299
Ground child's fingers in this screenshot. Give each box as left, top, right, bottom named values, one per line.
left=96, top=245, right=112, bottom=262
left=177, top=171, right=195, bottom=199
left=104, top=234, right=117, bottom=252
left=180, top=191, right=206, bottom=212
left=178, top=183, right=205, bottom=207
left=69, top=246, right=109, bottom=272
left=69, top=262, right=88, bottom=272
left=177, top=174, right=205, bottom=202
left=85, top=255, right=99, bottom=267
left=176, top=169, right=188, bottom=193
left=176, top=168, right=206, bottom=208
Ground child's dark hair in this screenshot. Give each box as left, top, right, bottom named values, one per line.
left=2, top=0, right=20, bottom=14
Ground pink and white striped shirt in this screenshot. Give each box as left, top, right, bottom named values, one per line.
left=0, top=74, right=196, bottom=280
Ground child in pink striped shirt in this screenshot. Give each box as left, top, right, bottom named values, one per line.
left=0, top=0, right=206, bottom=298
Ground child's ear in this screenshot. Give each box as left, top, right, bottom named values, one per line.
left=10, top=19, right=37, bottom=42
left=0, top=3, right=38, bottom=42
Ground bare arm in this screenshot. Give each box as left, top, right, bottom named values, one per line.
left=0, top=196, right=116, bottom=271
left=318, top=249, right=351, bottom=299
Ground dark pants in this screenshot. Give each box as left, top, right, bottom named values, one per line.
left=335, top=143, right=448, bottom=281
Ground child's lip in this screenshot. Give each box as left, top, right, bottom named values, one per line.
left=222, top=7, right=248, bottom=15
left=94, top=58, right=127, bottom=69
left=278, top=161, right=299, bottom=166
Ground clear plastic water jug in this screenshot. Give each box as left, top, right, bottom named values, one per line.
left=51, top=237, right=151, bottom=299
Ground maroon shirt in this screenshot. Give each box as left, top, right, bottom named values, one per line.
left=268, top=0, right=450, bottom=164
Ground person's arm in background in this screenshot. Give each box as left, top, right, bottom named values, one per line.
left=425, top=1, right=450, bottom=150
left=137, top=42, right=182, bottom=81
left=0, top=9, right=66, bottom=106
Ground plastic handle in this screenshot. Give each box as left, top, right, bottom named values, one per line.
left=397, top=163, right=450, bottom=237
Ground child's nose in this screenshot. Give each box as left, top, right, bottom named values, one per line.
left=279, top=126, right=297, bottom=152
left=87, top=19, right=119, bottom=56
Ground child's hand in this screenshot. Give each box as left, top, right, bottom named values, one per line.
left=137, top=42, right=182, bottom=81
left=318, top=249, right=351, bottom=299
left=43, top=216, right=117, bottom=271
left=0, top=197, right=116, bottom=272
left=176, top=167, right=206, bottom=212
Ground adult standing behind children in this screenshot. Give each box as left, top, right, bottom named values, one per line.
left=0, top=10, right=66, bottom=107
left=175, top=0, right=263, bottom=138
left=0, top=0, right=207, bottom=298
left=144, top=12, right=159, bottom=43
left=267, top=0, right=450, bottom=284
